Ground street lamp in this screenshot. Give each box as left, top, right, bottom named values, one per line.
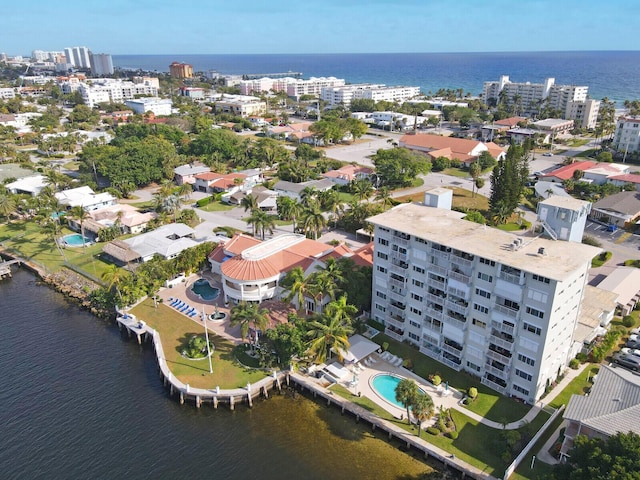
left=201, top=307, right=213, bottom=374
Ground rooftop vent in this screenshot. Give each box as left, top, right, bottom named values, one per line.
left=538, top=247, right=546, bottom=256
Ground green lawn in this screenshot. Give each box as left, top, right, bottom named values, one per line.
left=337, top=191, right=355, bottom=203
left=197, top=201, right=235, bottom=212
left=371, top=333, right=530, bottom=423
left=442, top=167, right=470, bottom=178
left=497, top=223, right=521, bottom=232
left=566, top=139, right=591, bottom=147
left=394, top=187, right=489, bottom=214
left=130, top=299, right=266, bottom=389
left=0, top=220, right=112, bottom=279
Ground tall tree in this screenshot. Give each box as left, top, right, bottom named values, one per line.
left=469, top=162, right=481, bottom=197
left=489, top=143, right=528, bottom=218
left=230, top=301, right=269, bottom=342
left=411, top=393, right=435, bottom=438
left=69, top=205, right=89, bottom=249
left=305, top=313, right=354, bottom=364
left=246, top=208, right=276, bottom=240
left=300, top=200, right=327, bottom=240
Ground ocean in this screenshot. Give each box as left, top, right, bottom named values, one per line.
left=0, top=269, right=435, bottom=480
left=113, top=51, right=640, bottom=103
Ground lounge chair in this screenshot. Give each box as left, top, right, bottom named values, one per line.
left=381, top=351, right=391, bottom=361
left=363, top=358, right=371, bottom=367
left=173, top=300, right=183, bottom=308
left=180, top=304, right=190, bottom=312
left=394, top=357, right=403, bottom=367
left=369, top=356, right=378, bottom=364
left=189, top=311, right=197, bottom=317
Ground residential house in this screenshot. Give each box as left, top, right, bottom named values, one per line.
left=5, top=174, right=48, bottom=196
left=399, top=133, right=505, bottom=166
left=608, top=173, right=640, bottom=191
left=590, top=191, right=640, bottom=228
left=560, top=365, right=640, bottom=460
left=322, top=164, right=374, bottom=186
left=272, top=178, right=334, bottom=200
left=223, top=186, right=278, bottom=212
left=595, top=267, right=640, bottom=316
left=55, top=186, right=117, bottom=212
left=173, top=163, right=211, bottom=186
left=194, top=172, right=247, bottom=195
left=582, top=163, right=630, bottom=185
left=540, top=161, right=597, bottom=183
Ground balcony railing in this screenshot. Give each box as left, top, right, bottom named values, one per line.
left=449, top=270, right=471, bottom=284
left=428, top=278, right=446, bottom=291
left=425, top=307, right=443, bottom=320
left=430, top=248, right=450, bottom=260
left=389, top=277, right=406, bottom=289
left=494, top=303, right=519, bottom=319
left=446, top=300, right=468, bottom=316
left=482, top=376, right=507, bottom=394
left=451, top=256, right=473, bottom=269
left=443, top=314, right=467, bottom=330
left=391, top=249, right=408, bottom=262
left=392, top=234, right=409, bottom=246
left=441, top=356, right=463, bottom=371
left=491, top=320, right=515, bottom=336
left=486, top=348, right=513, bottom=365
left=386, top=316, right=405, bottom=329
left=420, top=344, right=441, bottom=360
left=423, top=321, right=442, bottom=334
left=489, top=333, right=514, bottom=351
left=441, top=343, right=463, bottom=356
left=485, top=364, right=509, bottom=380
left=390, top=264, right=408, bottom=276
left=498, top=271, right=521, bottom=285
left=389, top=290, right=406, bottom=304
left=426, top=292, right=446, bottom=305
left=388, top=305, right=406, bottom=318
left=447, top=285, right=469, bottom=300
left=385, top=329, right=404, bottom=342
left=428, top=264, right=448, bottom=277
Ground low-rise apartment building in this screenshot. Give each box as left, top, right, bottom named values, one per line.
left=613, top=115, right=640, bottom=154
left=321, top=84, right=420, bottom=108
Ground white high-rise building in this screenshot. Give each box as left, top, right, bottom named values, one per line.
left=64, top=46, right=92, bottom=68
left=613, top=116, right=640, bottom=154
left=320, top=84, right=420, bottom=107
left=368, top=200, right=599, bottom=404
left=90, top=53, right=114, bottom=76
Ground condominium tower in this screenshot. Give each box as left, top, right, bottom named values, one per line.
left=367, top=196, right=599, bottom=403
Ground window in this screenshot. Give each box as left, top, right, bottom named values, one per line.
left=377, top=266, right=387, bottom=274
left=517, top=353, right=536, bottom=366
left=513, top=384, right=529, bottom=395
left=375, top=304, right=386, bottom=312
left=377, top=252, right=388, bottom=260
left=410, top=306, right=421, bottom=315
left=409, top=319, right=420, bottom=328
left=413, top=265, right=425, bottom=274
left=378, top=237, right=389, bottom=246
left=411, top=292, right=424, bottom=302
left=532, top=274, right=550, bottom=284
left=477, top=272, right=493, bottom=283
left=480, top=257, right=496, bottom=267
left=412, top=279, right=424, bottom=288
left=376, top=291, right=387, bottom=300
left=473, top=303, right=489, bottom=314
left=472, top=318, right=486, bottom=328
left=415, top=237, right=427, bottom=244
left=475, top=288, right=491, bottom=299
left=408, top=332, right=419, bottom=341
left=526, top=306, right=544, bottom=319
left=523, top=322, right=541, bottom=335
left=466, top=361, right=481, bottom=372
left=515, top=369, right=533, bottom=381
left=503, top=298, right=520, bottom=311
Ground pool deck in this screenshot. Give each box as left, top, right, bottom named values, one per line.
left=156, top=272, right=242, bottom=344
left=330, top=354, right=462, bottom=428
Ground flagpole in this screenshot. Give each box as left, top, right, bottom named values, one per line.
left=202, top=306, right=213, bottom=373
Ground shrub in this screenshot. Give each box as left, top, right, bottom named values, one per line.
left=196, top=197, right=212, bottom=207
left=431, top=375, right=442, bottom=386
left=448, top=431, right=459, bottom=440
left=426, top=427, right=439, bottom=436
left=402, top=358, right=413, bottom=370
left=569, top=358, right=580, bottom=369
left=582, top=235, right=602, bottom=247
left=576, top=352, right=588, bottom=362
left=622, top=315, right=635, bottom=328
left=468, top=387, right=478, bottom=399
left=382, top=342, right=389, bottom=351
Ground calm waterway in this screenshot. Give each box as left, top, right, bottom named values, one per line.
left=0, top=269, right=435, bottom=480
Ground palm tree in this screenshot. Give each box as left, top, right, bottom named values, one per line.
left=41, top=217, right=67, bottom=261
left=246, top=208, right=276, bottom=240
left=469, top=162, right=481, bottom=197
left=305, top=314, right=354, bottom=364
left=300, top=200, right=327, bottom=240
left=230, top=301, right=269, bottom=342
left=395, top=378, right=419, bottom=425
left=411, top=393, right=435, bottom=437
left=101, top=264, right=129, bottom=307
left=277, top=196, right=301, bottom=233
left=352, top=178, right=374, bottom=202
left=240, top=193, right=258, bottom=212
left=281, top=266, right=309, bottom=313
left=69, top=205, right=89, bottom=249
left=324, top=295, right=357, bottom=325
left=374, top=186, right=394, bottom=210
left=0, top=194, right=16, bottom=222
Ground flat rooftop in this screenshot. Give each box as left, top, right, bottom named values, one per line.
left=367, top=203, right=601, bottom=281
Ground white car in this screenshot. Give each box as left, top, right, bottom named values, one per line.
left=630, top=327, right=640, bottom=336
left=621, top=347, right=640, bottom=357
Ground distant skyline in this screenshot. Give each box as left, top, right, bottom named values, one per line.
left=3, top=0, right=638, bottom=56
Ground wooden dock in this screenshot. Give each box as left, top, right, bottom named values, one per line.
left=0, top=258, right=21, bottom=279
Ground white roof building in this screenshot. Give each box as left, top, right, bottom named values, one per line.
left=55, top=186, right=117, bottom=211
left=5, top=174, right=48, bottom=196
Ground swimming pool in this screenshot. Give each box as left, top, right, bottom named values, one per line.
left=190, top=278, right=220, bottom=301
left=370, top=374, right=426, bottom=409
left=63, top=233, right=90, bottom=247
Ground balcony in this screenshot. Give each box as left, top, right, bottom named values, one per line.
left=428, top=278, right=446, bottom=291
left=447, top=285, right=469, bottom=300
left=449, top=270, right=470, bottom=284
left=423, top=321, right=442, bottom=334
left=489, top=333, right=514, bottom=351
left=451, top=255, right=473, bottom=269
left=390, top=263, right=408, bottom=276
left=491, top=320, right=515, bottom=336
left=441, top=343, right=463, bottom=357
left=386, top=316, right=405, bottom=329
left=484, top=364, right=509, bottom=380
left=389, top=277, right=406, bottom=289
left=420, top=344, right=441, bottom=360
left=388, top=304, right=406, bottom=319
left=482, top=376, right=507, bottom=394
left=428, top=264, right=449, bottom=277
left=389, top=290, right=406, bottom=304
left=486, top=348, right=513, bottom=365
left=385, top=329, right=404, bottom=342
left=430, top=248, right=450, bottom=260
left=498, top=270, right=522, bottom=285
left=425, top=307, right=443, bottom=320
left=392, top=233, right=410, bottom=246
left=446, top=300, right=468, bottom=316
left=426, top=292, right=445, bottom=305
left=391, top=249, right=408, bottom=262
left=443, top=314, right=467, bottom=330
left=441, top=356, right=463, bottom=371
left=494, top=303, right=519, bottom=319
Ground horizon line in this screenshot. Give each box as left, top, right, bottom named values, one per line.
left=108, top=49, right=640, bottom=56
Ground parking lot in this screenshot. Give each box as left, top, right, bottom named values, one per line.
left=584, top=220, right=640, bottom=249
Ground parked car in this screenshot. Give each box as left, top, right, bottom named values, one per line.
left=621, top=347, right=640, bottom=356
left=543, top=152, right=553, bottom=157
left=625, top=339, right=640, bottom=349
left=631, top=328, right=640, bottom=336
left=606, top=224, right=618, bottom=232
left=614, top=352, right=640, bottom=371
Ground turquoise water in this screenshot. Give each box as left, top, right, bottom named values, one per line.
left=371, top=374, right=426, bottom=408
left=191, top=278, right=220, bottom=301
left=63, top=233, right=90, bottom=247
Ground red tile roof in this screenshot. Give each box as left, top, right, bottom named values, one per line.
left=609, top=173, right=640, bottom=184
left=351, top=242, right=374, bottom=268
left=541, top=161, right=597, bottom=181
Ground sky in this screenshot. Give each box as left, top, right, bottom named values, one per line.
left=3, top=0, right=638, bottom=56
